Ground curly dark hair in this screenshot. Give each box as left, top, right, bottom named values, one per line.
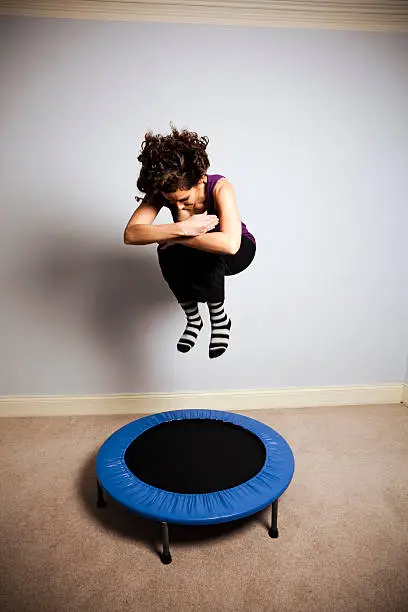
left=136, top=126, right=210, bottom=198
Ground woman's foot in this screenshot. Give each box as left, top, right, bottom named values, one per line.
left=177, top=301, right=203, bottom=353
left=208, top=301, right=231, bottom=358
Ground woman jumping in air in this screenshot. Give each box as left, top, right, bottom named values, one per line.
left=124, top=127, right=256, bottom=358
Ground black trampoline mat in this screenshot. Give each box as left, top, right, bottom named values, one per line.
left=124, top=418, right=267, bottom=494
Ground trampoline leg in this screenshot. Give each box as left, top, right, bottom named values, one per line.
left=268, top=499, right=279, bottom=538
left=160, top=522, right=172, bottom=565
left=97, top=480, right=107, bottom=508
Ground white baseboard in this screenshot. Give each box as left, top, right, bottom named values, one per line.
left=1, top=1, right=407, bottom=33
left=0, top=384, right=403, bottom=418
left=402, top=383, right=408, bottom=407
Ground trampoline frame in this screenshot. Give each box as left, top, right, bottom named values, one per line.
left=96, top=409, right=294, bottom=564
left=97, top=481, right=279, bottom=564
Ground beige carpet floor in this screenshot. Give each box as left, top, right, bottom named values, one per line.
left=1, top=403, right=407, bottom=612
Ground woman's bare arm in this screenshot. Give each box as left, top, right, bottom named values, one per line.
left=124, top=199, right=185, bottom=245
left=124, top=198, right=219, bottom=245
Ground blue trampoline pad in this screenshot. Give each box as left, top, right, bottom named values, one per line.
left=96, top=409, right=295, bottom=526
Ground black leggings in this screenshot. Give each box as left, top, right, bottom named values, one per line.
left=157, top=236, right=256, bottom=303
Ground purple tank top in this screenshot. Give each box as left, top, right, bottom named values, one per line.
left=205, top=174, right=255, bottom=245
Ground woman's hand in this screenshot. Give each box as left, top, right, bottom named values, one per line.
left=180, top=212, right=219, bottom=237
left=160, top=213, right=219, bottom=249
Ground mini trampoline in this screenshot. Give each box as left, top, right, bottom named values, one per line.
left=96, top=409, right=294, bottom=564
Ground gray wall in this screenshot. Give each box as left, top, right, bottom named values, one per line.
left=1, top=17, right=407, bottom=395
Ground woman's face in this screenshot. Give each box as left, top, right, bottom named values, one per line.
left=162, top=178, right=205, bottom=211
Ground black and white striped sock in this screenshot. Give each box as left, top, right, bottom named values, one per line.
left=177, top=301, right=203, bottom=353
left=208, top=301, right=231, bottom=359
